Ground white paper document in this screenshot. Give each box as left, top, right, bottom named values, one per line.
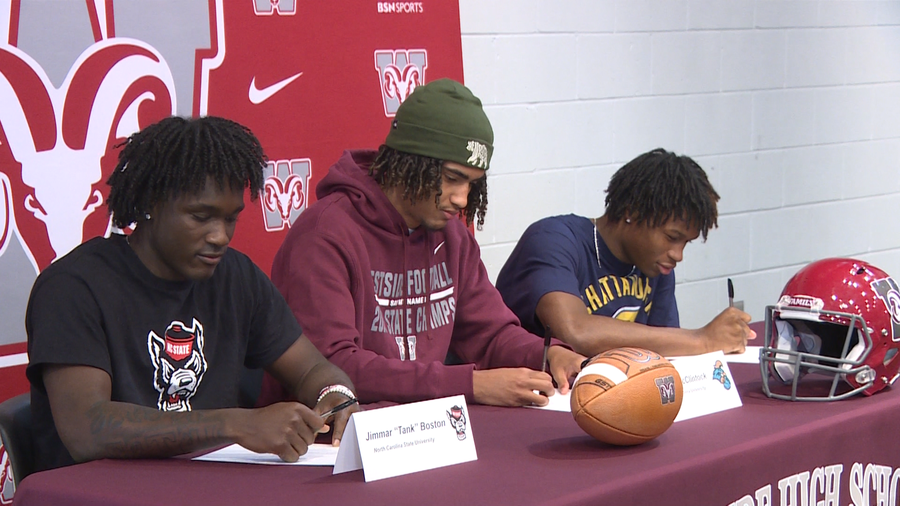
left=193, top=443, right=339, bottom=466
left=527, top=389, right=571, bottom=412
left=668, top=346, right=761, bottom=364
left=722, top=346, right=761, bottom=364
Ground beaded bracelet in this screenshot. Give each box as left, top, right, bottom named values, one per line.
left=317, top=384, right=356, bottom=404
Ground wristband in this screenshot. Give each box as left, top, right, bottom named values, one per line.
left=317, top=384, right=356, bottom=404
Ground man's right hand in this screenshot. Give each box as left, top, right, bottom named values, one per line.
left=698, top=306, right=757, bottom=354
left=44, top=364, right=332, bottom=465
left=232, top=402, right=325, bottom=462
left=472, top=368, right=556, bottom=407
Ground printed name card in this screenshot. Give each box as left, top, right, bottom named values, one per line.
left=333, top=394, right=477, bottom=481
left=669, top=351, right=743, bottom=422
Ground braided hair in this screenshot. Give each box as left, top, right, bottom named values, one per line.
left=106, top=116, right=266, bottom=228
left=604, top=148, right=719, bottom=240
left=370, top=145, right=488, bottom=230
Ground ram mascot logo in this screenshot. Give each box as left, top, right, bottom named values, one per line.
left=148, top=318, right=209, bottom=412
left=374, top=49, right=427, bottom=117
left=261, top=158, right=311, bottom=231
left=0, top=2, right=176, bottom=272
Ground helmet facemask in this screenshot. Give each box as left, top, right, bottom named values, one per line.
left=761, top=306, right=875, bottom=401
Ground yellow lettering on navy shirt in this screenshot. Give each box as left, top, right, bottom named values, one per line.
left=585, top=284, right=602, bottom=312
left=582, top=274, right=653, bottom=316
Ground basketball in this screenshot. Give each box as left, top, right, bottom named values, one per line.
left=570, top=347, right=683, bottom=445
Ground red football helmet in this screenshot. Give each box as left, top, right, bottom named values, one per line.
left=761, top=258, right=900, bottom=401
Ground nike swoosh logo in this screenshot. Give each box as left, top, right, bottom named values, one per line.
left=434, top=241, right=445, bottom=255
left=248, top=72, right=303, bottom=104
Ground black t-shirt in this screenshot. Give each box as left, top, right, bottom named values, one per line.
left=25, top=234, right=300, bottom=471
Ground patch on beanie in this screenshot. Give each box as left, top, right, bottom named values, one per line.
left=466, top=140, right=489, bottom=169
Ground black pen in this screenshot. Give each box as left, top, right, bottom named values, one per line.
left=319, top=398, right=358, bottom=420
left=541, top=326, right=552, bottom=373
left=727, top=278, right=735, bottom=308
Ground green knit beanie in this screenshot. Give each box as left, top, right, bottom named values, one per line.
left=385, top=78, right=493, bottom=170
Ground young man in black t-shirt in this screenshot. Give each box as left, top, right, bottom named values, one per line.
left=26, top=116, right=357, bottom=471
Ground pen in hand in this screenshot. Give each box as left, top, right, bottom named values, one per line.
left=727, top=278, right=734, bottom=308
left=541, top=325, right=552, bottom=374
left=319, top=398, right=358, bottom=421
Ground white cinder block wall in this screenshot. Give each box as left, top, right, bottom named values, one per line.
left=459, top=0, right=900, bottom=329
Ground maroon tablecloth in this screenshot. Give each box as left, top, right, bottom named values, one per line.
left=14, top=362, right=900, bottom=506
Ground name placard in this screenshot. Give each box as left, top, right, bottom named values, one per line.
left=333, top=394, right=477, bottom=481
left=669, top=351, right=743, bottom=422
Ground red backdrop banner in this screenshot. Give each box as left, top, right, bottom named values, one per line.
left=0, top=0, right=464, bottom=401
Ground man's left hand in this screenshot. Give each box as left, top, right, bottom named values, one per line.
left=546, top=346, right=586, bottom=394
left=314, top=394, right=360, bottom=446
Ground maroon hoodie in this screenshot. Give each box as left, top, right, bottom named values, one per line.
left=271, top=150, right=548, bottom=404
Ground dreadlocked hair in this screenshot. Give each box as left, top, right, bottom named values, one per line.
left=106, top=116, right=266, bottom=228
left=604, top=148, right=719, bottom=240
left=370, top=145, right=488, bottom=230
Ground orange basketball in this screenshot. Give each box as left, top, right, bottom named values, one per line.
left=570, top=347, right=683, bottom=445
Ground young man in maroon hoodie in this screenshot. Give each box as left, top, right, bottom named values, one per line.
left=271, top=79, right=585, bottom=406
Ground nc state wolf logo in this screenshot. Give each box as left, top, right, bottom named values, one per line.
left=374, top=49, right=427, bottom=116
left=261, top=158, right=311, bottom=231
left=148, top=319, right=209, bottom=412
left=446, top=405, right=467, bottom=441
left=0, top=444, right=14, bottom=504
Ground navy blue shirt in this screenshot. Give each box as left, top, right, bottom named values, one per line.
left=496, top=214, right=679, bottom=334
